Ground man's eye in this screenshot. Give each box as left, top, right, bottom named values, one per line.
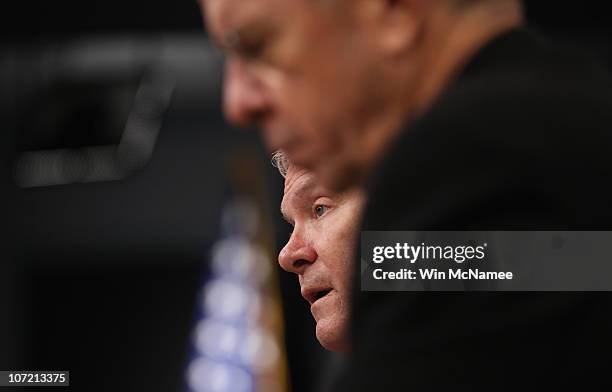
left=238, top=40, right=265, bottom=60
left=314, top=205, right=329, bottom=218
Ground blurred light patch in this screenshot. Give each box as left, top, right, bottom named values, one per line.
left=186, top=199, right=286, bottom=392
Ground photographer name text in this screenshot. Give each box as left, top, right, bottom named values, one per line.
left=371, top=242, right=514, bottom=281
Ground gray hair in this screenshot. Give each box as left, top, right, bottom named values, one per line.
left=271, top=150, right=291, bottom=178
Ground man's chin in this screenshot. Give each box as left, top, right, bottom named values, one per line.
left=275, top=139, right=356, bottom=189
left=307, top=151, right=364, bottom=193
left=315, top=317, right=349, bottom=352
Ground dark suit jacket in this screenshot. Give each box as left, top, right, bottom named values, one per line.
left=336, top=29, right=612, bottom=391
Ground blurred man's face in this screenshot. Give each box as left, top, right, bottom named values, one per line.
left=202, top=0, right=524, bottom=189
left=279, top=166, right=364, bottom=352
left=202, top=0, right=387, bottom=189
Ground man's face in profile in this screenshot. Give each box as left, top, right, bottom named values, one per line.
left=279, top=166, right=364, bottom=352
left=201, top=0, right=384, bottom=189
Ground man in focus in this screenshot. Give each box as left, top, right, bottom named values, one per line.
left=274, top=151, right=365, bottom=353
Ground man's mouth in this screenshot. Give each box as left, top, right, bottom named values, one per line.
left=302, top=287, right=334, bottom=305
left=314, top=289, right=333, bottom=301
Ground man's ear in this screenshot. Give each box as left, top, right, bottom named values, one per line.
left=353, top=0, right=426, bottom=57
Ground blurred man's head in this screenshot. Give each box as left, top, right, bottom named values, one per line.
left=274, top=151, right=365, bottom=352
left=200, top=0, right=523, bottom=190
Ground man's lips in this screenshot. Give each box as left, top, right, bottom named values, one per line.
left=301, top=287, right=334, bottom=305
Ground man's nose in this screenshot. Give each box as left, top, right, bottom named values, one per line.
left=223, top=59, right=270, bottom=127
left=278, top=230, right=317, bottom=275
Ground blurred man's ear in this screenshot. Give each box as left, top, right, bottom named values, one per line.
left=352, top=0, right=427, bottom=57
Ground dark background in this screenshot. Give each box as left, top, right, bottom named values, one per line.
left=1, top=1, right=611, bottom=391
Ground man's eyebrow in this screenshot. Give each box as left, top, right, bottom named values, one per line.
left=219, top=21, right=276, bottom=56
left=280, top=175, right=319, bottom=226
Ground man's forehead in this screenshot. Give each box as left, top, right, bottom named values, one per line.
left=280, top=168, right=316, bottom=217
left=284, top=167, right=315, bottom=198
left=202, top=0, right=284, bottom=43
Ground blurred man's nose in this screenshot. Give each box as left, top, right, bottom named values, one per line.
left=223, top=59, right=270, bottom=127
left=278, top=230, right=317, bottom=275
